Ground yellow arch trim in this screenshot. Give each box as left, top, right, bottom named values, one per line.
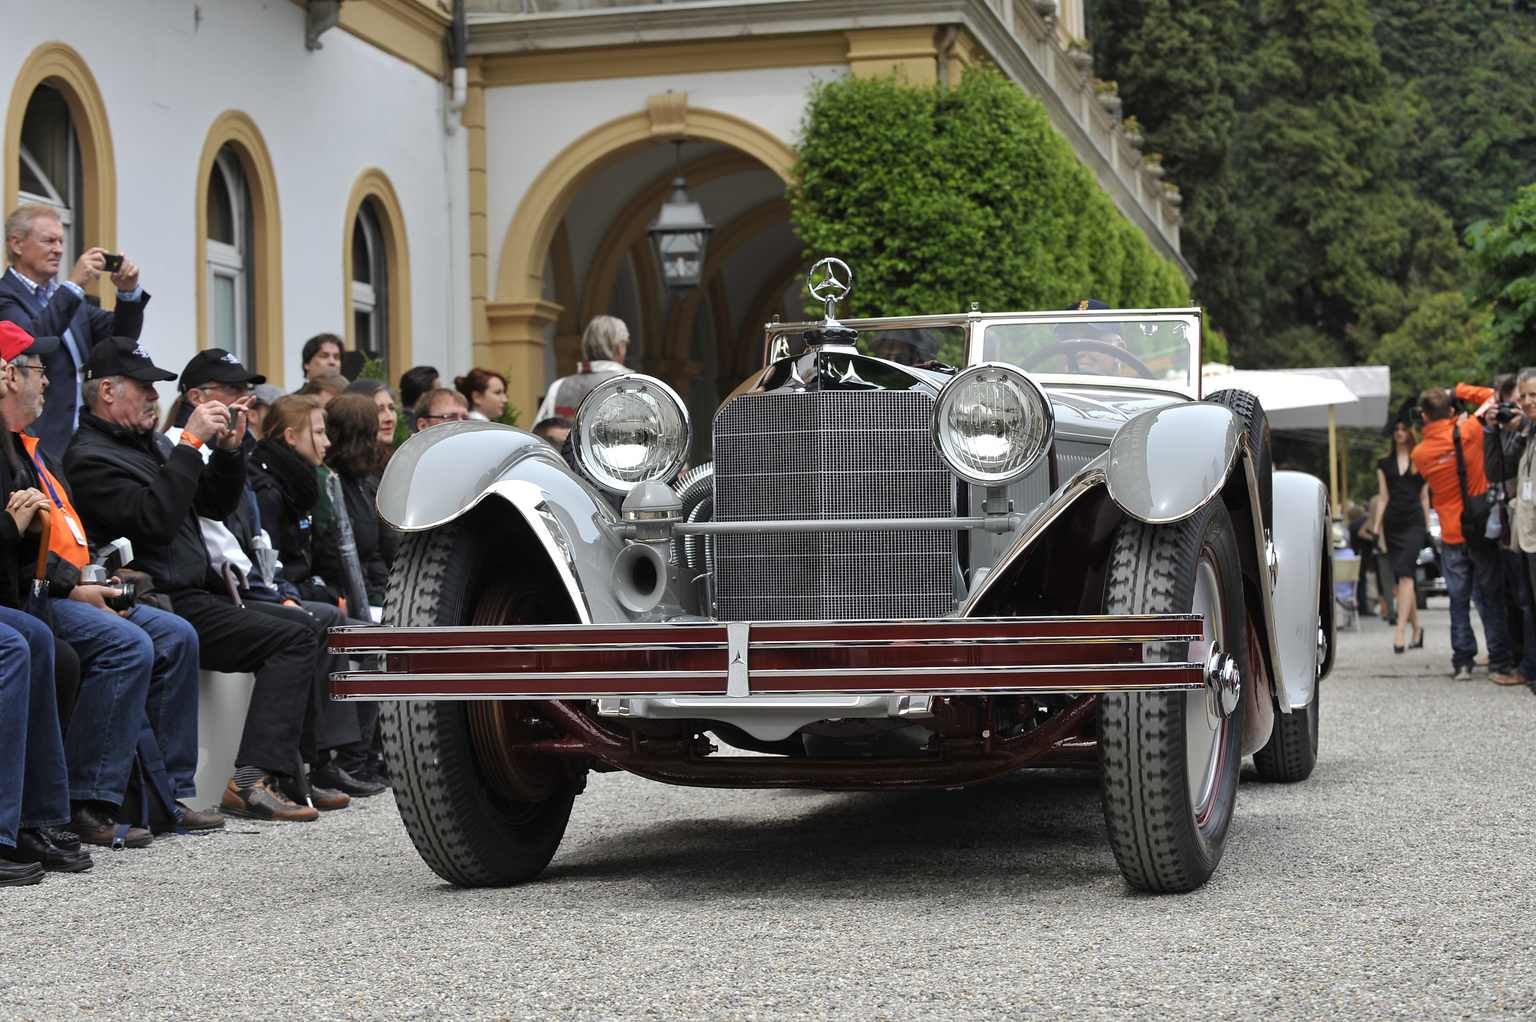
left=494, top=105, right=796, bottom=308
left=342, top=168, right=413, bottom=377
left=4, top=43, right=117, bottom=308
left=489, top=101, right=797, bottom=419
left=195, top=111, right=283, bottom=381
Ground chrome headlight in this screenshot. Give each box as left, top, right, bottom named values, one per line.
left=573, top=375, right=691, bottom=494
left=932, top=363, right=1054, bottom=485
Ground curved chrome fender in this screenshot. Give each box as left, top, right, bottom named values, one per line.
left=376, top=421, right=632, bottom=624
left=1105, top=403, right=1243, bottom=524
left=1269, top=471, right=1328, bottom=709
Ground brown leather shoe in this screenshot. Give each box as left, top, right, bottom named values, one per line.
left=68, top=802, right=152, bottom=849
left=219, top=777, right=319, bottom=822
left=1491, top=669, right=1526, bottom=686
left=277, top=775, right=350, bottom=812
left=175, top=802, right=226, bottom=831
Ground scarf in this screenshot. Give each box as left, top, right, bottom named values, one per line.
left=253, top=438, right=320, bottom=513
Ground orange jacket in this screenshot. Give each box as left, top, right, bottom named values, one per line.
left=17, top=432, right=90, bottom=569
left=1411, top=383, right=1494, bottom=545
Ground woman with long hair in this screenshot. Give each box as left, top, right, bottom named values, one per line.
left=314, top=394, right=393, bottom=611
left=344, top=377, right=401, bottom=447
left=1365, top=409, right=1427, bottom=652
left=249, top=396, right=333, bottom=603
left=455, top=367, right=508, bottom=422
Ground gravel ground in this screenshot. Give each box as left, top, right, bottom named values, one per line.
left=2, top=604, right=1534, bottom=1021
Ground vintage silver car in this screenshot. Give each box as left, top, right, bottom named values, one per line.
left=332, top=260, right=1333, bottom=894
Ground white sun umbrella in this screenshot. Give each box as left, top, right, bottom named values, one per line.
left=1202, top=364, right=1360, bottom=517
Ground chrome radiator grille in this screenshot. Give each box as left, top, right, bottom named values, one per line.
left=712, top=390, right=956, bottom=621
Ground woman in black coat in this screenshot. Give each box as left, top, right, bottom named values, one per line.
left=248, top=395, right=336, bottom=605
left=312, top=394, right=393, bottom=617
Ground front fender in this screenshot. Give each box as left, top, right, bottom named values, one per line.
left=1106, top=403, right=1243, bottom=524
left=377, top=421, right=633, bottom=623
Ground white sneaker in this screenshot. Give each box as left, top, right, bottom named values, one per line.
left=1452, top=666, right=1475, bottom=682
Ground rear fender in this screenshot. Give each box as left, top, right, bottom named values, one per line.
left=1268, top=471, right=1328, bottom=707
left=376, top=421, right=642, bottom=624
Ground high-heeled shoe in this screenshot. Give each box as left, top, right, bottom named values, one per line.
left=1410, top=625, right=1424, bottom=649
left=1394, top=640, right=1405, bottom=654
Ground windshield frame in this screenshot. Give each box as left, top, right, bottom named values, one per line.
left=761, top=308, right=1203, bottom=399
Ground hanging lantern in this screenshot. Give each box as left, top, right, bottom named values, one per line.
left=647, top=142, right=714, bottom=297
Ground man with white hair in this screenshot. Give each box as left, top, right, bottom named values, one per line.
left=0, top=203, right=151, bottom=457
left=535, top=315, right=634, bottom=422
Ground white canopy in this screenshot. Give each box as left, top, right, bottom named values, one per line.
left=1202, top=363, right=1393, bottom=517
left=1201, top=364, right=1391, bottom=430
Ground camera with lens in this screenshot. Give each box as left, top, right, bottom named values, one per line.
left=1496, top=401, right=1520, bottom=425
left=78, top=563, right=136, bottom=611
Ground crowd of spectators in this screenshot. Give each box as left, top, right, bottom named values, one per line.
left=0, top=201, right=577, bottom=885
left=1360, top=377, right=1536, bottom=695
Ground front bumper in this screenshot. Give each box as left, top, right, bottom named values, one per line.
left=328, top=615, right=1206, bottom=701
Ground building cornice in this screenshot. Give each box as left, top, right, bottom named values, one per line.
left=467, top=0, right=1190, bottom=277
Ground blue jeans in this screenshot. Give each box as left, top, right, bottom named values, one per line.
left=1441, top=537, right=1515, bottom=671
left=51, top=599, right=203, bottom=803
left=51, top=598, right=152, bottom=805
left=0, top=605, right=68, bottom=842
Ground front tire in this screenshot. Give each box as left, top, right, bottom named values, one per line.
left=1099, top=499, right=1247, bottom=893
left=379, top=519, right=576, bottom=888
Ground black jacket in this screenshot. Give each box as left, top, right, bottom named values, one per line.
left=249, top=439, right=337, bottom=604
left=0, top=442, right=43, bottom=609
left=313, top=472, right=390, bottom=606
left=63, top=412, right=246, bottom=593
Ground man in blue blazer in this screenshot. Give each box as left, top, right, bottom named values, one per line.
left=1, top=203, right=150, bottom=458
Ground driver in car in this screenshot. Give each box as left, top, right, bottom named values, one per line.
left=1056, top=299, right=1127, bottom=376
left=870, top=328, right=941, bottom=367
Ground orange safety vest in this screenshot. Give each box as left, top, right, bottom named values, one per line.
left=18, top=432, right=90, bottom=569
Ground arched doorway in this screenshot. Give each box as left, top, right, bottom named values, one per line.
left=490, top=98, right=803, bottom=455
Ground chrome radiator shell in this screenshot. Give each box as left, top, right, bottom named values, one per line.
left=712, top=388, right=956, bottom=621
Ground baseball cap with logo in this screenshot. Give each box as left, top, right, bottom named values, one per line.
left=81, top=336, right=178, bottom=382
left=0, top=322, right=60, bottom=362
left=178, top=347, right=267, bottom=392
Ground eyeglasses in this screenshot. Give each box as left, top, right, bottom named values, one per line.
left=8, top=363, right=47, bottom=374
left=207, top=382, right=252, bottom=395
left=421, top=412, right=469, bottom=422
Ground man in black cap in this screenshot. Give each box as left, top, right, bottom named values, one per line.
left=1055, top=299, right=1128, bottom=376
left=62, top=339, right=325, bottom=822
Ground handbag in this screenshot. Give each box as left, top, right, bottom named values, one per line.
left=1452, top=422, right=1496, bottom=540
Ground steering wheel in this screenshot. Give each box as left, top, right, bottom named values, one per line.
left=1018, top=340, right=1157, bottom=380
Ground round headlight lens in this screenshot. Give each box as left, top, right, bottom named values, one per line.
left=574, top=375, right=691, bottom=493
left=933, top=363, right=1053, bottom=485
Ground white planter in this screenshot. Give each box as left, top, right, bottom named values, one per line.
left=1096, top=92, right=1122, bottom=113
left=1144, top=162, right=1166, bottom=179
left=1033, top=0, right=1058, bottom=15
left=1123, top=130, right=1144, bottom=147
left=1066, top=48, right=1094, bottom=70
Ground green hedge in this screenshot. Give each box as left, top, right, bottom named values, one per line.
left=788, top=67, right=1195, bottom=340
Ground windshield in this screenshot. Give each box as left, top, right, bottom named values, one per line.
left=980, top=317, right=1196, bottom=388
left=769, top=324, right=968, bottom=367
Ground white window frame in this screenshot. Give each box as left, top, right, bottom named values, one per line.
left=206, top=149, right=250, bottom=364
left=350, top=201, right=388, bottom=372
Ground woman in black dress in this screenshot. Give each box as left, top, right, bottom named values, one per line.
left=1366, top=418, right=1427, bottom=651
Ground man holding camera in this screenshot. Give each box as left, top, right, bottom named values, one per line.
left=0, top=324, right=212, bottom=843
left=0, top=204, right=151, bottom=458
left=64, top=339, right=325, bottom=822
left=1412, top=384, right=1519, bottom=683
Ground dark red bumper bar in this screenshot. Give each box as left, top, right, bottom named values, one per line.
left=328, top=615, right=1205, bottom=701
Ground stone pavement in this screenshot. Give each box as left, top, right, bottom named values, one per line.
left=1, top=604, right=1533, bottom=1020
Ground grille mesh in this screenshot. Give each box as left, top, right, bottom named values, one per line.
left=713, top=390, right=955, bottom=621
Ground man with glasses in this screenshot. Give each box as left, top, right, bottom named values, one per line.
left=412, top=387, right=469, bottom=433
